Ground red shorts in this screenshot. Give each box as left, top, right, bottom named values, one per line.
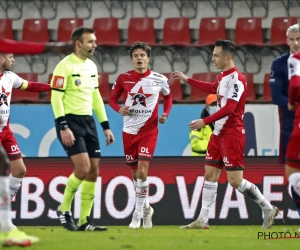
left=0, top=127, right=22, bottom=161
left=205, top=134, right=245, bottom=171
left=122, top=129, right=158, bottom=169
left=286, top=135, right=300, bottom=169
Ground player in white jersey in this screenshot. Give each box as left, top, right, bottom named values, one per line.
left=172, top=39, right=278, bottom=229
left=109, top=42, right=172, bottom=229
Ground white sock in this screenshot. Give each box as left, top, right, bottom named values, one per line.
left=0, top=176, right=15, bottom=232
left=237, top=179, right=273, bottom=211
left=9, top=174, right=22, bottom=201
left=289, top=172, right=300, bottom=196
left=198, top=181, right=218, bottom=223
left=134, top=179, right=148, bottom=213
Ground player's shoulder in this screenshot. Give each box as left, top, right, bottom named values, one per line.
left=230, top=68, right=246, bottom=84
left=4, top=71, right=19, bottom=79
left=291, top=52, right=300, bottom=60
left=272, top=53, right=290, bottom=65
left=149, top=71, right=168, bottom=82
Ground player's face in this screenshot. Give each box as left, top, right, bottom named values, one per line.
left=0, top=54, right=15, bottom=71
left=212, top=46, right=227, bottom=70
left=131, top=48, right=150, bottom=73
left=78, top=32, right=97, bottom=59
left=287, top=31, right=300, bottom=54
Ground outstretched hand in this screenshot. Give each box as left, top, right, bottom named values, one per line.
left=188, top=119, right=205, bottom=130
left=171, top=71, right=188, bottom=83
left=45, top=42, right=74, bottom=54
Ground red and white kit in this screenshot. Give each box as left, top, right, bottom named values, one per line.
left=109, top=69, right=172, bottom=166
left=188, top=67, right=247, bottom=169
left=0, top=72, right=24, bottom=158
left=286, top=53, right=300, bottom=168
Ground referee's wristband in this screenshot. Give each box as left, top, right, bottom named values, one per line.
left=100, top=121, right=110, bottom=130
left=56, top=116, right=69, bottom=131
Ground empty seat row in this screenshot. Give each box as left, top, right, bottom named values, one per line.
left=11, top=72, right=272, bottom=104
left=0, top=16, right=297, bottom=46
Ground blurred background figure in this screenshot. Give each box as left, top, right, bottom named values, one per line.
left=189, top=94, right=217, bottom=156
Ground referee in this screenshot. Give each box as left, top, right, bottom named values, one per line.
left=50, top=27, right=114, bottom=231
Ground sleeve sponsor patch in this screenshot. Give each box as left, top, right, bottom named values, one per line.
left=53, top=76, right=64, bottom=88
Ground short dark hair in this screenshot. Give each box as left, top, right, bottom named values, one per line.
left=129, top=41, right=151, bottom=58
left=214, top=39, right=236, bottom=56
left=71, top=26, right=95, bottom=44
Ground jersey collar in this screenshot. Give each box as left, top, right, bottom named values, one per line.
left=132, top=69, right=151, bottom=79
left=222, top=67, right=236, bottom=76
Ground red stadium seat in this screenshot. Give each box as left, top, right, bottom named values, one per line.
left=93, top=18, right=121, bottom=46
left=198, top=18, right=227, bottom=46
left=0, top=18, right=14, bottom=40
left=235, top=17, right=264, bottom=46
left=11, top=73, right=41, bottom=103
left=98, top=72, right=111, bottom=103
left=162, top=18, right=191, bottom=46
left=22, top=19, right=49, bottom=43
left=127, top=18, right=156, bottom=46
left=57, top=18, right=84, bottom=42
left=262, top=73, right=272, bottom=102
left=243, top=72, right=256, bottom=102
left=161, top=72, right=183, bottom=102
left=270, top=17, right=297, bottom=45
left=189, top=72, right=218, bottom=102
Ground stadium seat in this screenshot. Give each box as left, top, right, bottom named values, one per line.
left=98, top=72, right=111, bottom=103
left=243, top=72, right=256, bottom=102
left=22, top=19, right=49, bottom=43
left=161, top=73, right=183, bottom=102
left=198, top=17, right=227, bottom=46
left=0, top=18, right=14, bottom=40
left=262, top=73, right=272, bottom=102
left=234, top=17, right=264, bottom=73
left=11, top=73, right=41, bottom=103
left=162, top=18, right=190, bottom=46
left=57, top=18, right=84, bottom=42
left=189, top=72, right=219, bottom=102
left=156, top=18, right=191, bottom=73
left=93, top=18, right=121, bottom=46
left=127, top=18, right=156, bottom=46
left=269, top=17, right=297, bottom=45
left=92, top=18, right=121, bottom=74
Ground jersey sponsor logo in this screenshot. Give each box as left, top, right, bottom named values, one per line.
left=53, top=76, right=64, bottom=88
left=270, top=69, right=274, bottom=77
left=232, top=84, right=239, bottom=98
left=0, top=86, right=10, bottom=106
left=289, top=63, right=294, bottom=75
left=128, top=86, right=153, bottom=107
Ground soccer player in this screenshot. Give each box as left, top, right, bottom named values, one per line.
left=51, top=27, right=114, bottom=231
left=286, top=49, right=300, bottom=230
left=0, top=145, right=39, bottom=246
left=0, top=38, right=73, bottom=54
left=109, top=41, right=172, bottom=229
left=269, top=23, right=300, bottom=164
left=0, top=53, right=51, bottom=201
left=172, top=40, right=278, bottom=229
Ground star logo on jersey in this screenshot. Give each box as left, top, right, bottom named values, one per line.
left=128, top=86, right=152, bottom=107
left=0, top=86, right=10, bottom=106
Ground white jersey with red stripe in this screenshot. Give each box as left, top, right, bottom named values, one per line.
left=214, top=67, right=246, bottom=136
left=0, top=71, right=23, bottom=131
left=112, top=69, right=170, bottom=135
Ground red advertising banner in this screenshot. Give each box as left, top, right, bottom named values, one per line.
left=11, top=157, right=299, bottom=226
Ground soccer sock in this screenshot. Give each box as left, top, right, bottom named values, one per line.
left=0, top=176, right=15, bottom=232
left=8, top=174, right=22, bottom=201
left=60, top=173, right=82, bottom=212
left=198, top=181, right=218, bottom=223
left=237, top=179, right=273, bottom=211
left=79, top=180, right=96, bottom=225
left=288, top=172, right=300, bottom=216
left=135, top=179, right=148, bottom=213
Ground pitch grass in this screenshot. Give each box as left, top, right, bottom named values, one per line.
left=14, top=225, right=300, bottom=250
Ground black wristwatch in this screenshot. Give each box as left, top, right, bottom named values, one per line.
left=60, top=124, right=69, bottom=131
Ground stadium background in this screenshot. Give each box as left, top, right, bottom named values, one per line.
left=2, top=0, right=300, bottom=225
